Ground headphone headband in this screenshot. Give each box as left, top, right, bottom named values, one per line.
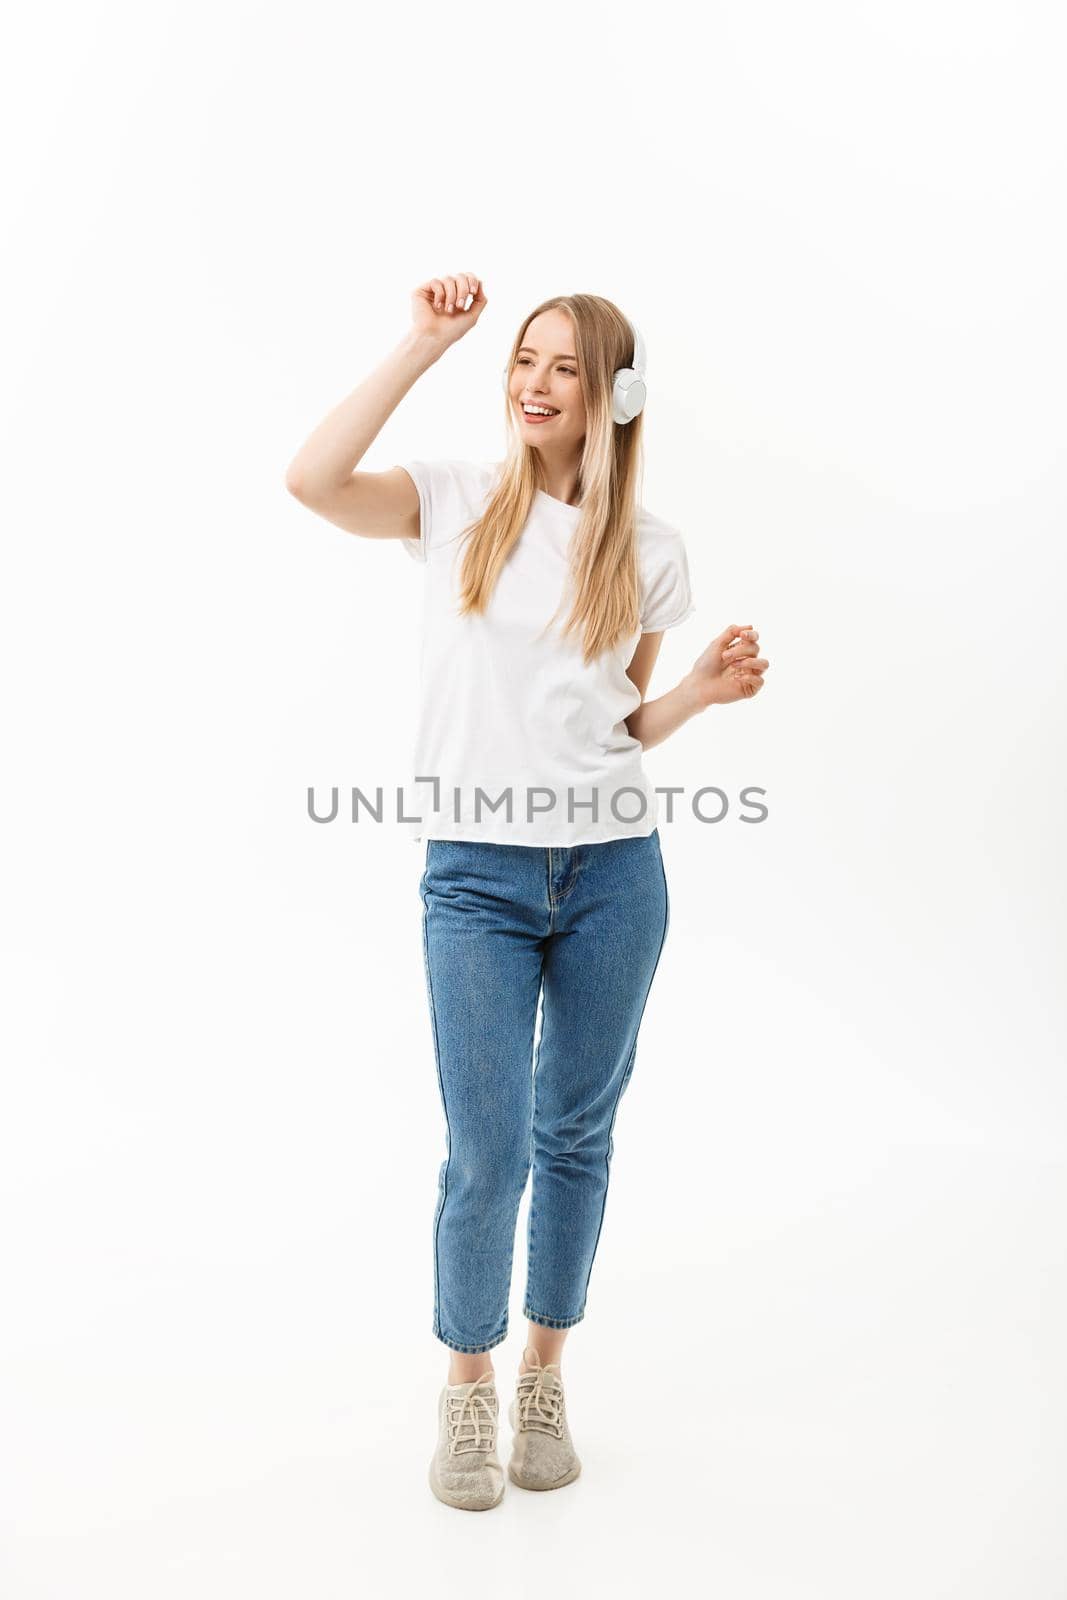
left=614, top=317, right=647, bottom=426
left=628, top=320, right=646, bottom=379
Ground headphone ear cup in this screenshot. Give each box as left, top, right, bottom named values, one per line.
left=612, top=369, right=647, bottom=425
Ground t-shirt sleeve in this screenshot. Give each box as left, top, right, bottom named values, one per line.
left=640, top=527, right=696, bottom=632
left=395, top=459, right=438, bottom=564
left=395, top=459, right=489, bottom=564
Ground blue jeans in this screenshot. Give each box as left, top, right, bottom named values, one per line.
left=417, top=830, right=671, bottom=1354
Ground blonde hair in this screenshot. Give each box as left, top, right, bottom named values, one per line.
left=453, top=294, right=646, bottom=665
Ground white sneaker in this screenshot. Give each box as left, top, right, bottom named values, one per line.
left=507, top=1346, right=582, bottom=1491
left=428, top=1369, right=505, bottom=1511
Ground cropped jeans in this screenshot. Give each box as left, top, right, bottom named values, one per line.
left=417, top=830, right=671, bottom=1354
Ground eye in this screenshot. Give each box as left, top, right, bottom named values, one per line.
left=515, top=357, right=577, bottom=375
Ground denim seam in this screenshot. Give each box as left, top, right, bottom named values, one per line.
left=523, top=1307, right=586, bottom=1330
left=525, top=978, right=547, bottom=1311
left=422, top=893, right=451, bottom=1344
left=547, top=845, right=581, bottom=907
left=501, top=970, right=541, bottom=1315
left=434, top=1323, right=509, bottom=1355
left=577, top=841, right=670, bottom=1313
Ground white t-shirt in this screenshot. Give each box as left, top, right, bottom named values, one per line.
left=397, top=459, right=695, bottom=846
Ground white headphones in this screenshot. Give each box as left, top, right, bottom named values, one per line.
left=502, top=316, right=647, bottom=426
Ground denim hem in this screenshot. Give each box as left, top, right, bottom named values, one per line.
left=523, top=1307, right=586, bottom=1331
left=434, top=1323, right=509, bottom=1355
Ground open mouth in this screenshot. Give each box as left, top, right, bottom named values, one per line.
left=520, top=404, right=560, bottom=424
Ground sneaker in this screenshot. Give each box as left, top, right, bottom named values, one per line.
left=507, top=1346, right=582, bottom=1491
left=428, top=1369, right=505, bottom=1511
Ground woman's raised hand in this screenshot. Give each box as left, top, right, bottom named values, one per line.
left=687, top=624, right=770, bottom=708
left=411, top=272, right=489, bottom=350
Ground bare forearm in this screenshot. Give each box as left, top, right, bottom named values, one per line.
left=626, top=674, right=707, bottom=750
left=285, top=329, right=442, bottom=497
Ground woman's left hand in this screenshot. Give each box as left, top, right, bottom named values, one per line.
left=686, top=623, right=770, bottom=709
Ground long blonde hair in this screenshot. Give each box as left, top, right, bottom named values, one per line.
left=454, top=294, right=646, bottom=665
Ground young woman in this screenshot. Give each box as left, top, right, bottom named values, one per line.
left=285, top=272, right=769, bottom=1511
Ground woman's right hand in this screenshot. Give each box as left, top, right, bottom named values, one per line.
left=686, top=625, right=770, bottom=709
left=411, top=272, right=488, bottom=351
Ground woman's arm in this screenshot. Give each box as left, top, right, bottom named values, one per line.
left=284, top=329, right=442, bottom=502
left=625, top=676, right=706, bottom=751
left=284, top=272, right=488, bottom=537
left=626, top=624, right=769, bottom=749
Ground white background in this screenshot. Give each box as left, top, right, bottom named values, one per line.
left=2, top=2, right=1065, bottom=1595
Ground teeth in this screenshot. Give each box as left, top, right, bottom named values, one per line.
left=523, top=404, right=558, bottom=416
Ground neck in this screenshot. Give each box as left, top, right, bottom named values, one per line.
left=535, top=448, right=583, bottom=507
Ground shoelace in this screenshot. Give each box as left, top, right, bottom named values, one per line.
left=447, top=1371, right=498, bottom=1456
left=516, top=1346, right=565, bottom=1438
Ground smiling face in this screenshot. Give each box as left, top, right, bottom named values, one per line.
left=507, top=308, right=587, bottom=454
